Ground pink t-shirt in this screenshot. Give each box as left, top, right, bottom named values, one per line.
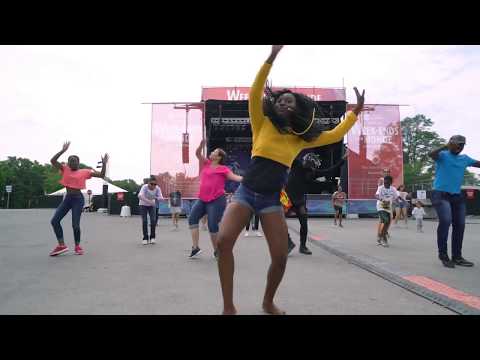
left=59, top=165, right=93, bottom=190
left=198, top=160, right=231, bottom=202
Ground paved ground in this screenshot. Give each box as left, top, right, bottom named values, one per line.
left=288, top=216, right=480, bottom=313
left=0, top=209, right=459, bottom=315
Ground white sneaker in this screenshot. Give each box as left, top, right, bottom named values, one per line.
left=254, top=231, right=263, bottom=237
left=142, top=240, right=148, bottom=245
left=244, top=231, right=249, bottom=237
left=150, top=238, right=156, bottom=244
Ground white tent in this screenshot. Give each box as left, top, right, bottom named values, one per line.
left=48, top=177, right=128, bottom=196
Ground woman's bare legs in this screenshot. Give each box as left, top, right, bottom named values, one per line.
left=259, top=211, right=289, bottom=315
left=216, top=202, right=253, bottom=315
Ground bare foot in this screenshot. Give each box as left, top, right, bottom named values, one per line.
left=222, top=307, right=237, bottom=315
left=262, top=302, right=286, bottom=315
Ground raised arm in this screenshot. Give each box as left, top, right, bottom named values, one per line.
left=470, top=160, right=480, bottom=168
left=249, top=45, right=283, bottom=136
left=196, top=139, right=208, bottom=164
left=50, top=141, right=70, bottom=170
left=91, top=153, right=109, bottom=178
left=302, top=87, right=365, bottom=149
left=428, top=144, right=448, bottom=161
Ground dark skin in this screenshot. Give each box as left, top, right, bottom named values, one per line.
left=217, top=45, right=365, bottom=315
left=51, top=141, right=109, bottom=194
left=268, top=45, right=365, bottom=128
left=429, top=141, right=480, bottom=167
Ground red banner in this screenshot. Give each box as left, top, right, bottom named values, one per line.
left=347, top=105, right=403, bottom=199
left=202, top=87, right=346, bottom=102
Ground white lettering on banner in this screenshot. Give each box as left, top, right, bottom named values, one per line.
left=227, top=90, right=249, bottom=101
left=352, top=126, right=400, bottom=137
left=226, top=90, right=327, bottom=101
left=308, top=94, right=322, bottom=101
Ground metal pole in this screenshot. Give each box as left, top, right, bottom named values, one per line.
left=7, top=192, right=10, bottom=209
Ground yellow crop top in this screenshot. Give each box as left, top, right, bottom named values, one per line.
left=248, top=62, right=358, bottom=168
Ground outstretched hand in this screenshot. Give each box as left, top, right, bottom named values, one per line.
left=267, top=45, right=284, bottom=64
left=62, top=141, right=70, bottom=152
left=352, top=87, right=365, bottom=115
left=271, top=45, right=284, bottom=55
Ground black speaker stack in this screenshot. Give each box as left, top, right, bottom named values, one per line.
left=204, top=99, right=348, bottom=195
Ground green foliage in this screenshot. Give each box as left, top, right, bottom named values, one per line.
left=110, top=179, right=141, bottom=193
left=0, top=157, right=130, bottom=208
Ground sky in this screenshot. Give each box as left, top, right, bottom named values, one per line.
left=1, top=45, right=479, bottom=184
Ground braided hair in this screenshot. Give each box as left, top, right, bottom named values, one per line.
left=263, top=84, right=324, bottom=142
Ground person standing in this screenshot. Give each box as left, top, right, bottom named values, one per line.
left=138, top=176, right=163, bottom=245
left=286, top=152, right=347, bottom=254
left=332, top=185, right=347, bottom=227
left=188, top=139, right=242, bottom=259
left=216, top=45, right=364, bottom=315
left=394, top=185, right=409, bottom=227
left=412, top=201, right=426, bottom=233
left=375, top=176, right=398, bottom=247
left=49, top=141, right=109, bottom=256
left=169, top=190, right=182, bottom=230
left=429, top=135, right=479, bottom=268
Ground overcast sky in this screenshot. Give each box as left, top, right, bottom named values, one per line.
left=1, top=45, right=479, bottom=183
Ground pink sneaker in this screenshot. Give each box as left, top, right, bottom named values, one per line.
left=50, top=245, right=69, bottom=256
left=74, top=245, right=84, bottom=255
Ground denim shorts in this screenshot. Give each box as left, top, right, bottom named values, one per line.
left=188, top=195, right=227, bottom=234
left=231, top=183, right=282, bottom=215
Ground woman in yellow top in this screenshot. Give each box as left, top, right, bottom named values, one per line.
left=216, top=45, right=365, bottom=315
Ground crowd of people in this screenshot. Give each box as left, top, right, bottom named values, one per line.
left=45, top=45, right=479, bottom=315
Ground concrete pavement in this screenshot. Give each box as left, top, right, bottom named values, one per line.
left=0, top=209, right=455, bottom=315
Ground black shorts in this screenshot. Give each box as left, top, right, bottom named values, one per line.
left=334, top=205, right=343, bottom=214
left=378, top=211, right=391, bottom=224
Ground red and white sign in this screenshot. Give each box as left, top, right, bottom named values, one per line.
left=116, top=192, right=125, bottom=201
left=347, top=104, right=403, bottom=199
left=201, top=87, right=346, bottom=102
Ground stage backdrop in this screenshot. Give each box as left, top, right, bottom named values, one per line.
left=150, top=103, right=204, bottom=199
left=347, top=104, right=403, bottom=200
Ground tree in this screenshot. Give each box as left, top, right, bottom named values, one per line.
left=110, top=179, right=141, bottom=193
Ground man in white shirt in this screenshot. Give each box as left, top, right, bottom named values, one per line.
left=375, top=175, right=399, bottom=247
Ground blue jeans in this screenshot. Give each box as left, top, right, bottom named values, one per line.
left=51, top=194, right=85, bottom=245
left=188, top=195, right=226, bottom=234
left=140, top=205, right=157, bottom=240
left=232, top=183, right=282, bottom=215
left=431, top=190, right=466, bottom=259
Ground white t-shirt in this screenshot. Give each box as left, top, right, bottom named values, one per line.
left=138, top=184, right=163, bottom=206
left=375, top=185, right=399, bottom=213
left=412, top=207, right=426, bottom=219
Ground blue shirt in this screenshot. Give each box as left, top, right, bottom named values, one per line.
left=433, top=150, right=476, bottom=194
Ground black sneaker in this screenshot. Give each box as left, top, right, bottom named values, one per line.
left=189, top=247, right=202, bottom=258
left=439, top=255, right=455, bottom=268
left=288, top=241, right=296, bottom=255
left=299, top=245, right=312, bottom=255
left=452, top=257, right=474, bottom=267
